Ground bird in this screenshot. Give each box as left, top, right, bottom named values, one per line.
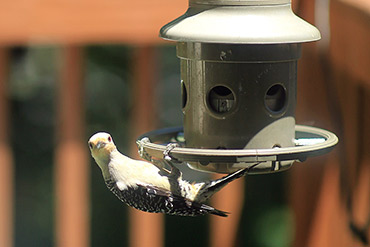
left=88, top=132, right=252, bottom=217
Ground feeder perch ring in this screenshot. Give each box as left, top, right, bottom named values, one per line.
left=136, top=125, right=338, bottom=174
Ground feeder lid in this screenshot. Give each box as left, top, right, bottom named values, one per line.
left=160, top=0, right=321, bottom=44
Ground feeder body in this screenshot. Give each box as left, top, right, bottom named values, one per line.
left=155, top=0, right=324, bottom=173
left=178, top=42, right=300, bottom=172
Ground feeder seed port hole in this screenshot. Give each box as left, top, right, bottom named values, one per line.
left=136, top=125, right=338, bottom=174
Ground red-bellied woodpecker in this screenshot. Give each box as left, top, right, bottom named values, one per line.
left=88, top=132, right=252, bottom=217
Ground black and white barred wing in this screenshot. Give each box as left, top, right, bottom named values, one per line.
left=105, top=179, right=228, bottom=217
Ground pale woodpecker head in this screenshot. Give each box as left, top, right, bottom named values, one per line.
left=88, top=132, right=116, bottom=163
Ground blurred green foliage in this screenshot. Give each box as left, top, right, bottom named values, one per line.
left=8, top=45, right=293, bottom=247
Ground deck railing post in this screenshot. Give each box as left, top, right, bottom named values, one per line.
left=129, top=45, right=163, bottom=247
left=55, top=46, right=90, bottom=247
left=210, top=174, right=245, bottom=247
left=0, top=47, right=13, bottom=247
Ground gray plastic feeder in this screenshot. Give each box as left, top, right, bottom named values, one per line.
left=137, top=0, right=337, bottom=174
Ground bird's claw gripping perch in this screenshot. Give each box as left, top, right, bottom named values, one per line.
left=136, top=137, right=152, bottom=161
left=163, top=143, right=180, bottom=162
left=163, top=143, right=182, bottom=179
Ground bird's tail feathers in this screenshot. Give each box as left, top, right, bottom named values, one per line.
left=195, top=167, right=250, bottom=202
left=200, top=204, right=229, bottom=217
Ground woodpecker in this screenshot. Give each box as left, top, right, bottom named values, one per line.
left=88, top=132, right=252, bottom=217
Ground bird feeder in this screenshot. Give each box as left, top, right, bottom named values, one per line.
left=136, top=0, right=338, bottom=174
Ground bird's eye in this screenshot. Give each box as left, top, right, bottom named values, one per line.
left=89, top=143, right=93, bottom=149
left=108, top=136, right=112, bottom=142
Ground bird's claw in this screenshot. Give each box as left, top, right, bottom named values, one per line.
left=163, top=143, right=182, bottom=179
left=163, top=143, right=180, bottom=162
left=137, top=137, right=152, bottom=161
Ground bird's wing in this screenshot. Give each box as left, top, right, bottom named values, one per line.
left=105, top=179, right=227, bottom=217
left=136, top=183, right=228, bottom=217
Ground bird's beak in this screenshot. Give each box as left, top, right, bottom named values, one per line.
left=96, top=141, right=105, bottom=149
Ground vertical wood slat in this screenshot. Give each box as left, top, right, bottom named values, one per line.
left=291, top=47, right=333, bottom=246
left=0, top=48, right=13, bottom=247
left=55, top=46, right=90, bottom=247
left=353, top=89, right=370, bottom=241
left=306, top=156, right=347, bottom=247
left=290, top=0, right=337, bottom=245
left=291, top=0, right=370, bottom=245
left=210, top=174, right=245, bottom=247
left=305, top=80, right=369, bottom=247
left=129, top=46, right=163, bottom=247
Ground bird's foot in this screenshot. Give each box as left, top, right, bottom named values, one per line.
left=163, top=143, right=182, bottom=179
left=163, top=143, right=180, bottom=162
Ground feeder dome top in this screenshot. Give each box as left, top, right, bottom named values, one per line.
left=160, top=0, right=321, bottom=44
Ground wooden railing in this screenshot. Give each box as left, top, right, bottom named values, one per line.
left=292, top=0, right=370, bottom=246
left=0, top=48, right=13, bottom=247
